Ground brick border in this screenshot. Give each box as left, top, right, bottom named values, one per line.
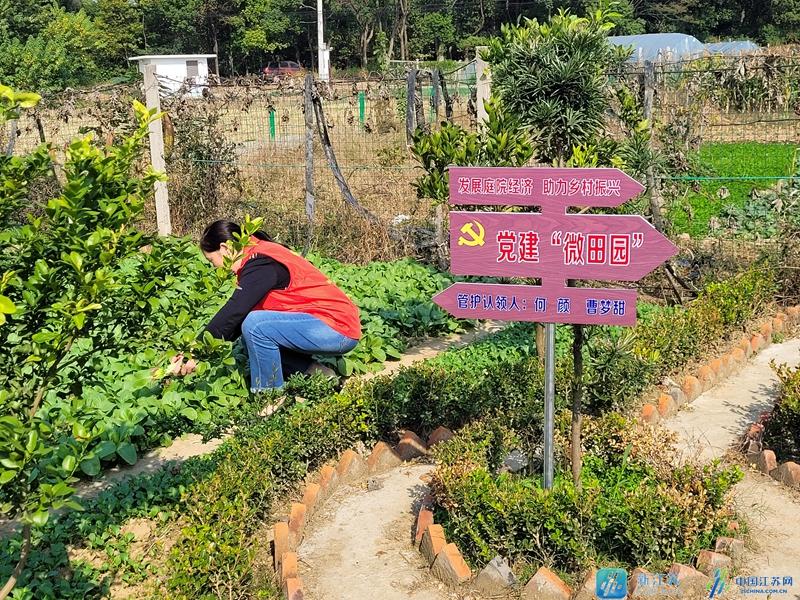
left=268, top=307, right=800, bottom=598
left=638, top=307, right=800, bottom=427
left=268, top=427, right=451, bottom=599
left=736, top=307, right=800, bottom=490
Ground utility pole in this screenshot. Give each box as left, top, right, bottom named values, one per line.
left=317, top=0, right=330, bottom=81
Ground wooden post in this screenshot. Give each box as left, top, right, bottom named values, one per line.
left=143, top=64, right=172, bottom=236
left=303, top=74, right=316, bottom=256
left=431, top=69, right=441, bottom=123
left=643, top=60, right=687, bottom=303
left=406, top=68, right=417, bottom=145
left=5, top=120, right=17, bottom=156
left=311, top=88, right=380, bottom=223
left=414, top=74, right=427, bottom=135
left=642, top=60, right=664, bottom=233
left=438, top=69, right=454, bottom=123
left=475, top=46, right=490, bottom=126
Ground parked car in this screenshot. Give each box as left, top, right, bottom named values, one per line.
left=263, top=61, right=304, bottom=77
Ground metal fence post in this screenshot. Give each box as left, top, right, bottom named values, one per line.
left=269, top=109, right=276, bottom=141
left=143, top=64, right=172, bottom=236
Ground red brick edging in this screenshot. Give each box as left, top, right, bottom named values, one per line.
left=414, top=441, right=748, bottom=597
left=639, top=307, right=800, bottom=426
left=270, top=307, right=800, bottom=598
left=736, top=308, right=800, bottom=489
left=269, top=427, right=449, bottom=598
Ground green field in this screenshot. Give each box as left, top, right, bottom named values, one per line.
left=667, top=142, right=799, bottom=237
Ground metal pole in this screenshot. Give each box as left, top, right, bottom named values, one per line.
left=543, top=321, right=556, bottom=489
left=269, top=109, right=276, bottom=140
left=358, top=91, right=365, bottom=128
left=316, top=0, right=329, bottom=82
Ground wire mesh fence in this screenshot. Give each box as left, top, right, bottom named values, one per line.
left=3, top=54, right=798, bottom=250
left=146, top=63, right=480, bottom=253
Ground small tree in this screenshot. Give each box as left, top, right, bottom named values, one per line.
left=0, top=85, right=161, bottom=598
left=483, top=4, right=640, bottom=490
left=484, top=5, right=630, bottom=166
left=411, top=98, right=534, bottom=268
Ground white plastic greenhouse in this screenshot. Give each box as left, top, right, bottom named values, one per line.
left=704, top=40, right=761, bottom=55
left=609, top=33, right=706, bottom=63
left=609, top=33, right=760, bottom=64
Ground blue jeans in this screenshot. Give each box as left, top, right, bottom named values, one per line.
left=241, top=310, right=359, bottom=391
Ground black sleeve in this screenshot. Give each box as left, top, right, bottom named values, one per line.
left=203, top=255, right=290, bottom=341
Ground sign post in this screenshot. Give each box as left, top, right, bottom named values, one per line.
left=543, top=321, right=556, bottom=488
left=434, top=166, right=678, bottom=489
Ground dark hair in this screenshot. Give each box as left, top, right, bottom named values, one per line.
left=199, top=220, right=271, bottom=252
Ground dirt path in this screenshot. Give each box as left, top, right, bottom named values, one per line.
left=733, top=471, right=800, bottom=581
left=664, top=338, right=800, bottom=592
left=298, top=464, right=457, bottom=600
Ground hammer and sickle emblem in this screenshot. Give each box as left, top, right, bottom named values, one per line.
left=458, top=221, right=485, bottom=247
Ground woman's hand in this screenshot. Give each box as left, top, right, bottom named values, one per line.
left=167, top=353, right=198, bottom=377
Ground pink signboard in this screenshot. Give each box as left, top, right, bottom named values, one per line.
left=433, top=283, right=637, bottom=326
left=449, top=211, right=678, bottom=282
left=448, top=166, right=645, bottom=208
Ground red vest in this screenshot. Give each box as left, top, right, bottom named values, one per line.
left=236, top=239, right=362, bottom=340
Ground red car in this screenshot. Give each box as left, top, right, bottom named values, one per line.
left=263, top=61, right=304, bottom=77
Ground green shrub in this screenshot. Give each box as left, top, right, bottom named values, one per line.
left=763, top=362, right=800, bottom=463
left=431, top=415, right=742, bottom=575
left=633, top=266, right=775, bottom=376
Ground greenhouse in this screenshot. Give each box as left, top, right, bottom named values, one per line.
left=609, top=33, right=706, bottom=63
left=609, top=33, right=760, bottom=63
left=704, top=40, right=761, bottom=55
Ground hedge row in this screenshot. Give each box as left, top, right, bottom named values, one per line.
left=0, top=266, right=777, bottom=598
left=430, top=415, right=741, bottom=578
left=763, top=362, right=800, bottom=463
left=428, top=266, right=778, bottom=580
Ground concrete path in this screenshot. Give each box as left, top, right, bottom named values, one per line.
left=664, top=337, right=800, bottom=594
left=733, top=471, right=800, bottom=585
left=665, top=338, right=800, bottom=462
left=298, top=464, right=459, bottom=600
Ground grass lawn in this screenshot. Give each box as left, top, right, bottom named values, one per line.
left=666, top=142, right=799, bottom=237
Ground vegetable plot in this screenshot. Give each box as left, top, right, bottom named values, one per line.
left=0, top=88, right=464, bottom=540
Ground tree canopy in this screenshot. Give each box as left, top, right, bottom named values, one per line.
left=0, top=0, right=797, bottom=92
